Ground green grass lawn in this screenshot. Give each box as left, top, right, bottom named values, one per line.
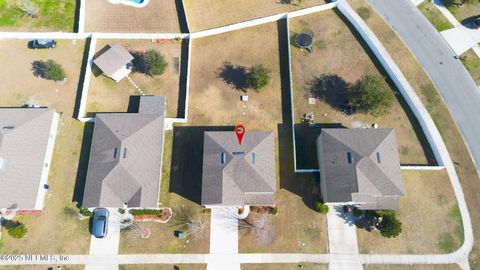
left=460, top=48, right=480, bottom=85
left=0, top=0, right=76, bottom=32
left=442, top=0, right=480, bottom=22
left=419, top=1, right=454, bottom=31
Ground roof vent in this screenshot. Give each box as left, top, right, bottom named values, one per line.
left=114, top=147, right=118, bottom=159
left=252, top=153, right=256, bottom=164
left=232, top=151, right=245, bottom=157
left=123, top=148, right=128, bottom=159
left=2, top=126, right=14, bottom=130
left=376, top=152, right=381, bottom=163
left=220, top=152, right=226, bottom=165
left=347, top=152, right=353, bottom=164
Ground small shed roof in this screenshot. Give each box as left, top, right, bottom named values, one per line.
left=93, top=44, right=134, bottom=77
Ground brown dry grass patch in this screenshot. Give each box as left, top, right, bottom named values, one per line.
left=85, top=0, right=180, bottom=33
left=289, top=10, right=433, bottom=168
left=86, top=39, right=182, bottom=118
left=357, top=170, right=462, bottom=254
left=0, top=40, right=91, bottom=254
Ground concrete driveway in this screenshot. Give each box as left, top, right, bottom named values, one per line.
left=207, top=207, right=241, bottom=270
left=327, top=205, right=362, bottom=270
left=85, top=209, right=122, bottom=270
left=368, top=0, right=480, bottom=170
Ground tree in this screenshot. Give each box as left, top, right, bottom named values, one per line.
left=376, top=213, right=402, bottom=238
left=6, top=221, right=27, bottom=239
left=32, top=60, right=66, bottom=81
left=144, top=49, right=167, bottom=76
left=313, top=199, right=329, bottom=214
left=238, top=212, right=275, bottom=245
left=348, top=75, right=393, bottom=116
left=246, top=64, right=271, bottom=91
left=171, top=206, right=207, bottom=240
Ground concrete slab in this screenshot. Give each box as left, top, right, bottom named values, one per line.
left=441, top=27, right=476, bottom=55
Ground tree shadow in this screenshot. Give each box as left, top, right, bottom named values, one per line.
left=216, top=62, right=248, bottom=92
left=72, top=122, right=95, bottom=207
left=130, top=51, right=146, bottom=74
left=308, top=73, right=352, bottom=113
left=31, top=60, right=48, bottom=79
left=169, top=126, right=234, bottom=204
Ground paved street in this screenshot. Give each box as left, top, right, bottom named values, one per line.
left=369, top=0, right=480, bottom=170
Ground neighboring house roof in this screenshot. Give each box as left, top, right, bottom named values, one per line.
left=82, top=96, right=166, bottom=208
left=202, top=131, right=276, bottom=206
left=0, top=108, right=57, bottom=209
left=317, top=128, right=404, bottom=210
left=93, top=44, right=134, bottom=78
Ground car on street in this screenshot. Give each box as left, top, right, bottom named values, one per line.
left=28, top=39, right=57, bottom=49
left=92, top=208, right=109, bottom=238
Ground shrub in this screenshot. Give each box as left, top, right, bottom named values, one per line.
left=7, top=222, right=27, bottom=239
left=129, top=209, right=162, bottom=216
left=314, top=199, right=329, bottom=213
left=356, top=7, right=371, bottom=20
left=32, top=60, right=66, bottom=81
left=348, top=75, right=393, bottom=116
left=376, top=213, right=402, bottom=238
left=246, top=64, right=272, bottom=91
left=271, top=207, right=279, bottom=215
left=144, top=49, right=167, bottom=76
left=79, top=208, right=92, bottom=217
left=118, top=208, right=126, bottom=214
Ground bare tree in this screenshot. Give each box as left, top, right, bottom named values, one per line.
left=238, top=212, right=276, bottom=245
left=171, top=206, right=207, bottom=240
left=17, top=0, right=39, bottom=18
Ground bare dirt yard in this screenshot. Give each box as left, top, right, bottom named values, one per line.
left=86, top=39, right=183, bottom=118
left=0, top=266, right=84, bottom=270
left=84, top=0, right=181, bottom=33
left=0, top=40, right=91, bottom=254
left=289, top=10, right=434, bottom=169
left=184, top=0, right=327, bottom=31
left=119, top=265, right=207, bottom=270
left=363, top=265, right=460, bottom=270
left=357, top=169, right=463, bottom=254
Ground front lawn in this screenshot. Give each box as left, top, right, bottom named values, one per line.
left=418, top=1, right=454, bottom=32
left=0, top=39, right=91, bottom=254
left=460, top=48, right=480, bottom=85
left=289, top=10, right=435, bottom=169
left=86, top=39, right=184, bottom=118
left=0, top=0, right=76, bottom=32
left=357, top=170, right=463, bottom=254
left=442, top=0, right=480, bottom=22
left=241, top=264, right=328, bottom=270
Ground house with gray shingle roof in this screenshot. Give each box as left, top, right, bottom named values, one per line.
left=202, top=131, right=276, bottom=207
left=93, top=44, right=134, bottom=82
left=317, top=128, right=404, bottom=210
left=82, top=96, right=166, bottom=208
left=0, top=108, right=59, bottom=210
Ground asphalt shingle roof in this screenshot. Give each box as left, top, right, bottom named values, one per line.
left=202, top=131, right=276, bottom=206
left=317, top=128, right=404, bottom=210
left=0, top=108, right=57, bottom=209
left=82, top=96, right=166, bottom=208
left=93, top=44, right=134, bottom=77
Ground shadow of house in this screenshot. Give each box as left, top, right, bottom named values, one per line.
left=169, top=126, right=234, bottom=204
left=294, top=123, right=345, bottom=170
left=72, top=122, right=95, bottom=206
left=217, top=62, right=248, bottom=91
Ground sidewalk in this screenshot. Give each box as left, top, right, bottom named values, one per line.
left=207, top=207, right=241, bottom=270
left=327, top=205, right=363, bottom=270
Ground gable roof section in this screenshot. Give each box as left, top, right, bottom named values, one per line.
left=82, top=97, right=165, bottom=208
left=0, top=108, right=56, bottom=209
left=202, top=131, right=276, bottom=206
left=93, top=44, right=134, bottom=77
left=318, top=128, right=404, bottom=210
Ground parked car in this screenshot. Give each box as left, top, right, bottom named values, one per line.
left=462, top=15, right=480, bottom=29
left=28, top=39, right=57, bottom=49
left=92, top=208, right=109, bottom=238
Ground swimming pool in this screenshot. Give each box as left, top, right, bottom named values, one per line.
left=108, top=0, right=149, bottom=8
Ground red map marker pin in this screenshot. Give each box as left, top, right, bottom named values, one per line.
left=235, top=125, right=246, bottom=145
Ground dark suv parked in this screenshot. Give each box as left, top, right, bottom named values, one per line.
left=28, top=39, right=57, bottom=49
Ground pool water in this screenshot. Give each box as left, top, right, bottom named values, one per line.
left=127, top=0, right=144, bottom=3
